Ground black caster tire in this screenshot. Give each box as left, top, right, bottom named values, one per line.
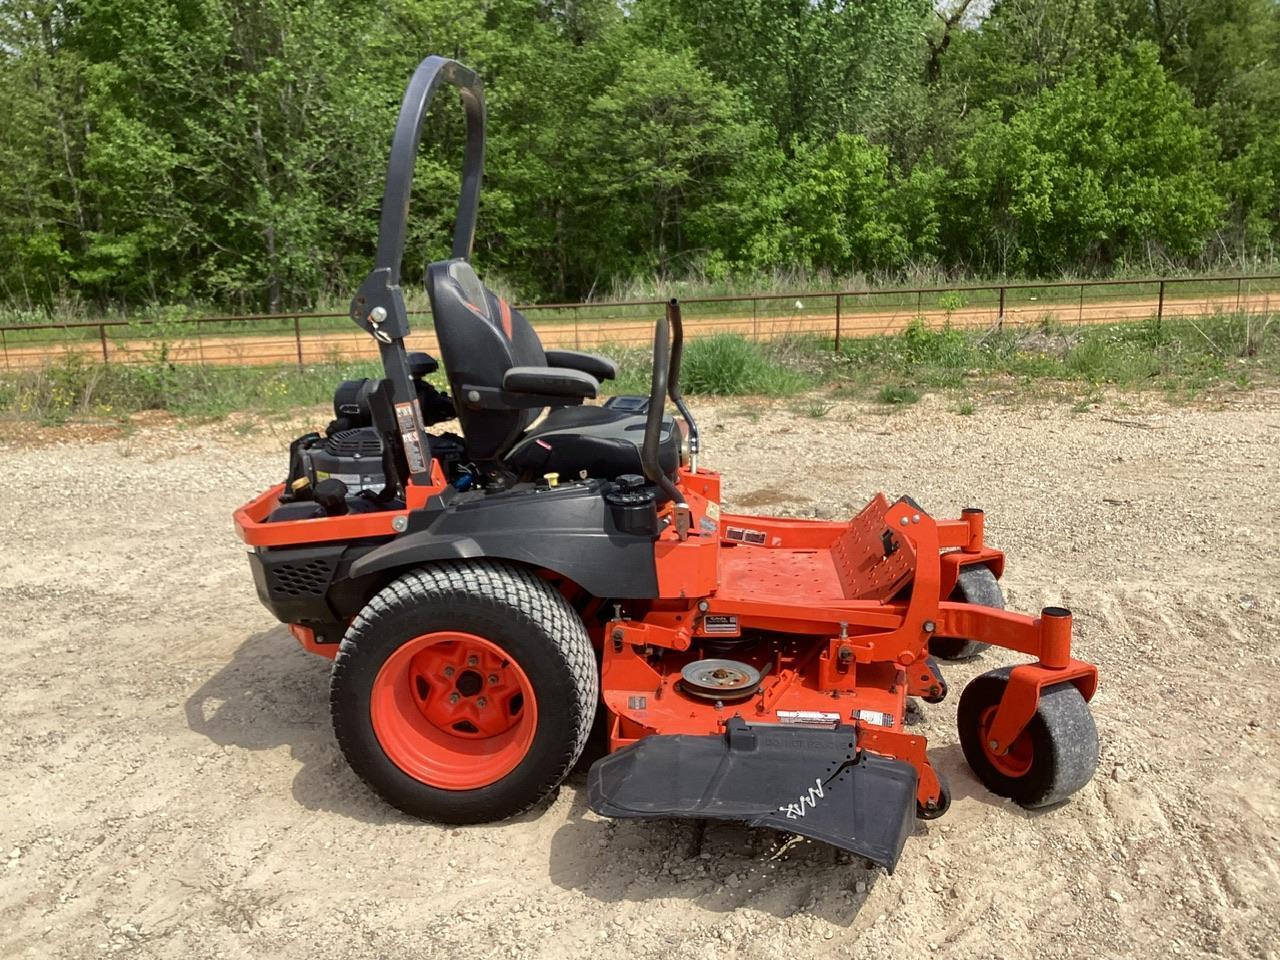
left=957, top=667, right=1099, bottom=808
left=921, top=656, right=948, bottom=704
left=330, top=561, right=597, bottom=824
left=916, top=769, right=951, bottom=820
left=930, top=565, right=1004, bottom=661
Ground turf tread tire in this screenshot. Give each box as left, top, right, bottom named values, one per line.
left=957, top=666, right=1099, bottom=808
left=929, top=565, right=1004, bottom=661
left=330, top=561, right=597, bottom=823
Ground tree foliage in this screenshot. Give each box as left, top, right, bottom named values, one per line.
left=0, top=0, right=1275, bottom=310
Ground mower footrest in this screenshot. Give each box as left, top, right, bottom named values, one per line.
left=587, top=719, right=917, bottom=871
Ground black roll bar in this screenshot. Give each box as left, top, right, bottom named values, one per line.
left=642, top=313, right=690, bottom=538
left=346, top=55, right=486, bottom=487
left=665, top=299, right=699, bottom=470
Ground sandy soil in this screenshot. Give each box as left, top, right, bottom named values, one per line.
left=2, top=389, right=1278, bottom=959
left=4, top=290, right=1272, bottom=369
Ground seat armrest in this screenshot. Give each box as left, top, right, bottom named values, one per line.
left=543, top=349, right=618, bottom=382
left=502, top=366, right=599, bottom=399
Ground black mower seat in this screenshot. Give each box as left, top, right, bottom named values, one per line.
left=506, top=404, right=681, bottom=480
left=427, top=258, right=680, bottom=479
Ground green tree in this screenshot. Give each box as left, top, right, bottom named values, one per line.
left=945, top=44, right=1223, bottom=272
left=0, top=2, right=89, bottom=305
left=775, top=134, right=940, bottom=273
left=653, top=0, right=930, bottom=147
left=0, top=0, right=1271, bottom=310
left=569, top=46, right=767, bottom=283
left=939, top=0, right=1127, bottom=113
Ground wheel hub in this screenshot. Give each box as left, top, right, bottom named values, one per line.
left=978, top=705, right=1034, bottom=777
left=406, top=637, right=525, bottom=738
left=370, top=631, right=538, bottom=790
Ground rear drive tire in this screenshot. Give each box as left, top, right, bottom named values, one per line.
left=929, top=564, right=1004, bottom=661
left=330, top=561, right=597, bottom=823
left=957, top=667, right=1099, bottom=808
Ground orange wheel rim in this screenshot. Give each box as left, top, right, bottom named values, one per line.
left=370, top=631, right=538, bottom=790
left=978, top=705, right=1034, bottom=778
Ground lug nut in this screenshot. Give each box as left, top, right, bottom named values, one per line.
left=476, top=698, right=487, bottom=708
left=488, top=674, right=499, bottom=684
left=449, top=693, right=460, bottom=704
left=467, top=655, right=479, bottom=666
left=443, top=666, right=455, bottom=678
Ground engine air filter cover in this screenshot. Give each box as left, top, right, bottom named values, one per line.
left=679, top=658, right=762, bottom=701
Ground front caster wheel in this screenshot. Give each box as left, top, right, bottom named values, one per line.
left=957, top=667, right=1099, bottom=808
left=916, top=769, right=951, bottom=820
left=330, top=561, right=598, bottom=824
left=930, top=565, right=1004, bottom=661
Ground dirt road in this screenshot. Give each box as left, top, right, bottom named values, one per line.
left=4, top=290, right=1273, bottom=370
left=2, top=390, right=1278, bottom=959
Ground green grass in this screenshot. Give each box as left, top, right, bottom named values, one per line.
left=2, top=310, right=1274, bottom=423
left=0, top=353, right=387, bottom=423
left=832, top=311, right=1277, bottom=395
left=875, top=384, right=921, bottom=405
left=610, top=333, right=814, bottom=396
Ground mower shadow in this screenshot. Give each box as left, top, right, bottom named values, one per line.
left=184, top=629, right=1015, bottom=907
left=547, top=785, right=894, bottom=923
left=183, top=626, right=410, bottom=825
left=929, top=740, right=1067, bottom=816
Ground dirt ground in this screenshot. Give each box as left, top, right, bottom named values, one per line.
left=2, top=388, right=1278, bottom=959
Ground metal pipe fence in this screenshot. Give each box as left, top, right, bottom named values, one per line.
left=0, top=273, right=1275, bottom=372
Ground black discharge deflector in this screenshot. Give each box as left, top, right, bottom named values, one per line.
left=587, top=718, right=918, bottom=871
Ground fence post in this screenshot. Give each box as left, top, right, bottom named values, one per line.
left=99, top=323, right=109, bottom=362
left=997, top=286, right=1006, bottom=331
left=574, top=306, right=581, bottom=350
left=1, top=327, right=7, bottom=369
left=294, top=315, right=303, bottom=370
left=833, top=294, right=842, bottom=352
left=1156, top=280, right=1165, bottom=332
left=1078, top=284, right=1084, bottom=326
left=1236, top=277, right=1242, bottom=312
left=752, top=298, right=758, bottom=340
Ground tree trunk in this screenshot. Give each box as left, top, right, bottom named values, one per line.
left=251, top=117, right=281, bottom=312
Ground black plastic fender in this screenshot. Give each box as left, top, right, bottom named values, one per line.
left=589, top=719, right=919, bottom=870
left=348, top=480, right=660, bottom=599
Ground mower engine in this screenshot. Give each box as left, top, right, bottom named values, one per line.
left=273, top=351, right=461, bottom=519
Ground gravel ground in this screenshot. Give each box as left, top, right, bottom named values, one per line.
left=2, top=389, right=1278, bottom=959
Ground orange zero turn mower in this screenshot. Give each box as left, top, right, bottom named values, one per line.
left=233, top=56, right=1099, bottom=870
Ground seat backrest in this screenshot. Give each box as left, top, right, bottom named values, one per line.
left=426, top=258, right=547, bottom=460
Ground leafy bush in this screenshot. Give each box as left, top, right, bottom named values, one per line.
left=681, top=334, right=811, bottom=395
left=610, top=334, right=812, bottom=396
